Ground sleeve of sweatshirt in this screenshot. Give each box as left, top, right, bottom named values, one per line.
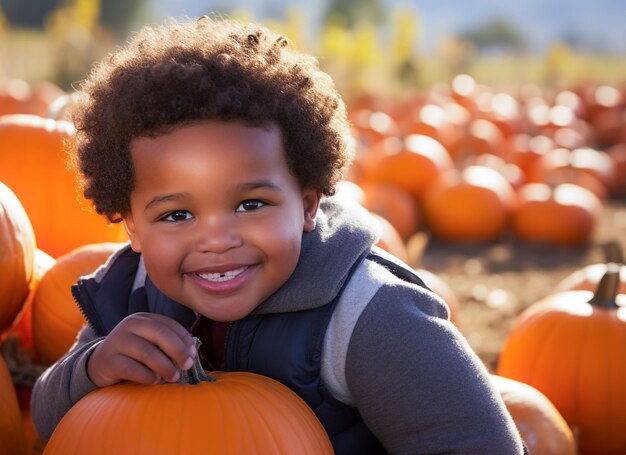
left=344, top=283, right=525, bottom=454
left=31, top=324, right=103, bottom=441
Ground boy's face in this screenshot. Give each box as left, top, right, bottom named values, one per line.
left=123, top=121, right=320, bottom=321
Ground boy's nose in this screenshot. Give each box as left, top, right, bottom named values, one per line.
left=194, top=217, right=242, bottom=253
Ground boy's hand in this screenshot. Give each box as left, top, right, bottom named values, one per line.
left=87, top=312, right=197, bottom=387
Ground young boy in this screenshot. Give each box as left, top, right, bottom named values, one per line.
left=32, top=16, right=525, bottom=454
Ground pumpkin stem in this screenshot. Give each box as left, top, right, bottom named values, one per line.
left=176, top=337, right=216, bottom=384
left=602, top=240, right=624, bottom=264
left=588, top=263, right=620, bottom=309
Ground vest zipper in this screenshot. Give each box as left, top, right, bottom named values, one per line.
left=71, top=282, right=102, bottom=336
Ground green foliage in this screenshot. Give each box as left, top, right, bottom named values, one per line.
left=0, top=0, right=63, bottom=28
left=0, top=0, right=146, bottom=37
left=323, top=0, right=385, bottom=28
left=460, top=17, right=526, bottom=52
left=99, top=0, right=147, bottom=37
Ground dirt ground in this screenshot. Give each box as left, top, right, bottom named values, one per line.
left=418, top=199, right=626, bottom=372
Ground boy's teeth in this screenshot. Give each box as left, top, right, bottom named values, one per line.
left=197, top=267, right=246, bottom=282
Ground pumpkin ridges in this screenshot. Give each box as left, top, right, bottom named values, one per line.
left=498, top=270, right=626, bottom=455
left=44, top=371, right=332, bottom=455
left=0, top=181, right=36, bottom=334
left=576, top=309, right=624, bottom=451
left=422, top=165, right=517, bottom=243
left=512, top=182, right=602, bottom=246
left=607, top=323, right=626, bottom=446
left=366, top=134, right=454, bottom=200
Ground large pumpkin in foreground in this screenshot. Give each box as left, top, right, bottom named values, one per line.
left=498, top=265, right=626, bottom=455
left=44, top=361, right=333, bottom=455
left=0, top=114, right=127, bottom=257
left=0, top=181, right=36, bottom=333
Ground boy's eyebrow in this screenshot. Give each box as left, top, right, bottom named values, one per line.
left=144, top=192, right=190, bottom=211
left=234, top=181, right=283, bottom=192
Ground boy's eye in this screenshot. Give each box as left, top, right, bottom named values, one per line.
left=161, top=210, right=193, bottom=222
left=236, top=200, right=266, bottom=212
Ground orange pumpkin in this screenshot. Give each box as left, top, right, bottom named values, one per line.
left=491, top=375, right=576, bottom=455
left=422, top=165, right=517, bottom=243
left=0, top=181, right=36, bottom=334
left=502, top=133, right=555, bottom=179
left=366, top=134, right=454, bottom=201
left=605, top=143, right=626, bottom=198
left=0, top=114, right=127, bottom=257
left=447, top=118, right=506, bottom=161
left=44, top=353, right=333, bottom=455
left=400, top=103, right=462, bottom=151
left=32, top=242, right=124, bottom=365
left=359, top=181, right=421, bottom=240
left=24, top=81, right=66, bottom=118
left=21, top=406, right=46, bottom=455
left=498, top=266, right=626, bottom=455
left=525, top=147, right=612, bottom=201
left=556, top=261, right=626, bottom=294
left=335, top=180, right=421, bottom=240
left=0, top=355, right=27, bottom=455
left=512, top=182, right=602, bottom=247
left=2, top=249, right=56, bottom=355
left=462, top=152, right=526, bottom=190
left=590, top=104, right=625, bottom=147
left=349, top=109, right=400, bottom=148
left=0, top=78, right=32, bottom=116
left=371, top=213, right=409, bottom=264
left=555, top=241, right=626, bottom=294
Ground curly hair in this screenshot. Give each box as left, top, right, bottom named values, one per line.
left=71, top=16, right=353, bottom=222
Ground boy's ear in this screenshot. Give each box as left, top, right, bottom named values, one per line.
left=302, top=189, right=322, bottom=232
left=122, top=214, right=142, bottom=253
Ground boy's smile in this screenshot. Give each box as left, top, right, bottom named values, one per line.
left=123, top=121, right=320, bottom=321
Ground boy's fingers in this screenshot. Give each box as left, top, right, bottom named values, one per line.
left=117, top=313, right=197, bottom=369
left=124, top=335, right=185, bottom=383
left=107, top=354, right=164, bottom=385
left=125, top=312, right=196, bottom=347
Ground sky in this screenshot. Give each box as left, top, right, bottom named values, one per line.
left=151, top=0, right=626, bottom=55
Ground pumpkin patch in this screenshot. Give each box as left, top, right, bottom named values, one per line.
left=1, top=41, right=625, bottom=454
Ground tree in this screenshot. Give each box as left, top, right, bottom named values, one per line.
left=323, top=0, right=385, bottom=28
left=98, top=0, right=147, bottom=37
left=0, top=0, right=63, bottom=28
left=0, top=0, right=145, bottom=36
left=459, top=17, right=526, bottom=53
